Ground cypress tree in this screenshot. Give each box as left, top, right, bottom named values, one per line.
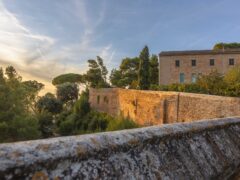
left=138, top=46, right=150, bottom=90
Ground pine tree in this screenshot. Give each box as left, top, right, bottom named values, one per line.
left=138, top=46, right=150, bottom=90
left=149, top=54, right=159, bottom=85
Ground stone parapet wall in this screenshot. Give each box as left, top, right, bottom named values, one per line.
left=89, top=88, right=240, bottom=125
left=0, top=118, right=240, bottom=179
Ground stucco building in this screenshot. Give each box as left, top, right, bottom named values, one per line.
left=159, top=49, right=240, bottom=85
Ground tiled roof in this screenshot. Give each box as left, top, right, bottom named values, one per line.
left=160, top=49, right=240, bottom=56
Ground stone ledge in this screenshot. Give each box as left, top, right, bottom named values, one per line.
left=0, top=117, right=240, bottom=179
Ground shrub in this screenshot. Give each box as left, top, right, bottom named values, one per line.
left=0, top=122, right=8, bottom=142
left=73, top=90, right=90, bottom=117
left=75, top=111, right=112, bottom=132
left=7, top=116, right=41, bottom=142
left=37, top=112, right=54, bottom=138
left=58, top=114, right=76, bottom=136
left=107, top=116, right=139, bottom=131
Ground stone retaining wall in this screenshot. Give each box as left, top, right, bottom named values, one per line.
left=89, top=88, right=240, bottom=125
left=0, top=117, right=240, bottom=179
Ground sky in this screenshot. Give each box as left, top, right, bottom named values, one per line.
left=1, top=0, right=240, bottom=94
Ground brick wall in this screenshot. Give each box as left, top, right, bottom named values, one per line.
left=159, top=53, right=240, bottom=85
left=89, top=88, right=240, bottom=125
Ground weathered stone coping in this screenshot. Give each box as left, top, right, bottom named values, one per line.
left=0, top=117, right=240, bottom=179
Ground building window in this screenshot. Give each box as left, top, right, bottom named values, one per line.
left=229, top=58, right=234, bottom=65
left=191, top=59, right=196, bottom=66
left=210, top=59, right=215, bottom=66
left=104, top=96, right=109, bottom=104
left=179, top=73, right=185, bottom=83
left=175, top=60, right=180, bottom=67
left=191, top=73, right=197, bottom=83
left=97, top=95, right=100, bottom=104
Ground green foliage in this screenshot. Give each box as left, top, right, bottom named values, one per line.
left=197, top=70, right=226, bottom=95
left=224, top=66, right=240, bottom=85
left=138, top=46, right=150, bottom=90
left=149, top=55, right=159, bottom=85
left=213, top=42, right=240, bottom=50
left=150, top=83, right=202, bottom=93
left=22, top=80, right=44, bottom=93
left=110, top=57, right=140, bottom=88
left=56, top=82, right=79, bottom=104
left=58, top=114, right=76, bottom=136
left=73, top=90, right=90, bottom=117
left=0, top=66, right=41, bottom=143
left=6, top=116, right=40, bottom=142
left=0, top=122, right=9, bottom=142
left=110, top=69, right=125, bottom=87
left=151, top=67, right=240, bottom=97
left=85, top=56, right=110, bottom=88
left=36, top=93, right=62, bottom=114
left=52, top=73, right=83, bottom=85
left=77, top=111, right=111, bottom=132
left=37, top=112, right=54, bottom=138
left=107, top=116, right=139, bottom=131
left=222, top=67, right=240, bottom=97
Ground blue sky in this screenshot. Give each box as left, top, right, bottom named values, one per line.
left=0, top=0, right=240, bottom=93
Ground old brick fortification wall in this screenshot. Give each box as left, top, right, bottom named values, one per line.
left=89, top=88, right=240, bottom=125
left=0, top=118, right=240, bottom=179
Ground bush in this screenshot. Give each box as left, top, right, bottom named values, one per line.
left=36, top=93, right=62, bottom=114
left=107, top=116, right=139, bottom=131
left=74, top=111, right=111, bottom=132
left=58, top=114, right=76, bottom=136
left=73, top=90, right=90, bottom=117
left=0, top=122, right=8, bottom=142
left=37, top=112, right=54, bottom=138
left=7, top=116, right=41, bottom=142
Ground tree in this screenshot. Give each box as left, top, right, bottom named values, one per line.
left=37, top=112, right=54, bottom=138
left=149, top=55, right=159, bottom=85
left=22, top=80, right=44, bottom=109
left=138, top=46, right=150, bottom=90
left=52, top=73, right=84, bottom=85
left=110, top=69, right=124, bottom=87
left=196, top=70, right=226, bottom=95
left=73, top=90, right=90, bottom=117
left=213, top=42, right=240, bottom=50
left=85, top=56, right=110, bottom=88
left=224, top=66, right=240, bottom=85
left=56, top=82, right=79, bottom=104
left=0, top=66, right=41, bottom=142
left=97, top=56, right=108, bottom=82
left=36, top=93, right=62, bottom=114
left=223, top=66, right=240, bottom=96
left=110, top=57, right=140, bottom=88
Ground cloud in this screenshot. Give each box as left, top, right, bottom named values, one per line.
left=0, top=0, right=116, bottom=94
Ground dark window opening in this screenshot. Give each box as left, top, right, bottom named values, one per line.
left=97, top=95, right=100, bottom=104
left=210, top=59, right=215, bottom=66
left=104, top=96, right=109, bottom=104
left=229, top=58, right=234, bottom=65
left=191, top=59, right=196, bottom=66
left=175, top=60, right=180, bottom=67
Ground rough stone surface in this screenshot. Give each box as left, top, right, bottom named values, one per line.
left=0, top=117, right=239, bottom=179
left=89, top=88, right=240, bottom=125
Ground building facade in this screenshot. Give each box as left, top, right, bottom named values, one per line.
left=159, top=49, right=240, bottom=85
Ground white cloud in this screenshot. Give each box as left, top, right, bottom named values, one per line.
left=0, top=0, right=116, bottom=94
